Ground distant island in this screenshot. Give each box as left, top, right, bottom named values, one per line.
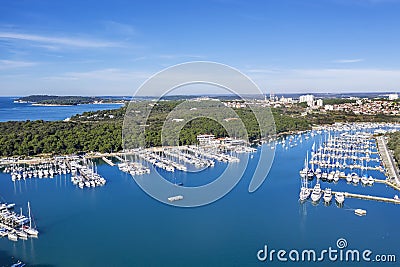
left=14, top=95, right=125, bottom=106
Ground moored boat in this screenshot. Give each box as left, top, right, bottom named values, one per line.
left=335, top=192, right=345, bottom=204
left=311, top=183, right=322, bottom=202
left=323, top=188, right=332, bottom=203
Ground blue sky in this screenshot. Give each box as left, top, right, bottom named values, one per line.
left=1, top=0, right=400, bottom=96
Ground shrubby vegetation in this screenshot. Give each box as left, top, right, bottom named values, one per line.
left=388, top=132, right=400, bottom=167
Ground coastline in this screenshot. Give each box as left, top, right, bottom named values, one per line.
left=31, top=102, right=125, bottom=107
left=31, top=103, right=75, bottom=107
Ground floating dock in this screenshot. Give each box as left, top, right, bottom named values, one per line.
left=168, top=195, right=184, bottom=202
left=101, top=157, right=115, bottom=166
left=342, top=191, right=400, bottom=205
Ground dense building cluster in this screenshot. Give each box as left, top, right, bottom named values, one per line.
left=324, top=99, right=399, bottom=115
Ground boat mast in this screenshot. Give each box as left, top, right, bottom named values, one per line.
left=28, top=201, right=32, bottom=228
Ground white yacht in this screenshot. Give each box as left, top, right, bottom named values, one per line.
left=333, top=171, right=340, bottom=183
left=315, top=168, right=322, bottom=179
left=346, top=173, right=352, bottom=183
left=16, top=229, right=28, bottom=239
left=8, top=231, right=18, bottom=241
left=354, top=208, right=367, bottom=216
left=323, top=188, right=332, bottom=203
left=299, top=187, right=310, bottom=202
left=311, top=183, right=322, bottom=202
left=351, top=173, right=360, bottom=184
left=327, top=171, right=334, bottom=182
left=367, top=176, right=374, bottom=186
left=361, top=175, right=368, bottom=186
left=335, top=192, right=345, bottom=204
left=307, top=169, right=314, bottom=180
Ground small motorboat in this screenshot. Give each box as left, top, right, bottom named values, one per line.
left=354, top=208, right=367, bottom=216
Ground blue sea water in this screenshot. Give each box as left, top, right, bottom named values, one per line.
left=0, top=97, right=124, bottom=122
left=0, top=102, right=399, bottom=266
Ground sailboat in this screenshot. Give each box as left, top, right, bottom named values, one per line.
left=360, top=160, right=368, bottom=185
left=7, top=230, right=18, bottom=241
left=22, top=202, right=39, bottom=237
left=299, top=157, right=307, bottom=178
left=307, top=153, right=314, bottom=180
left=299, top=176, right=311, bottom=202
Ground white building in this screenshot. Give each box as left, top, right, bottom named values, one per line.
left=279, top=96, right=293, bottom=104
left=299, top=94, right=314, bottom=103
left=197, top=134, right=215, bottom=144
left=316, top=99, right=323, bottom=107
left=388, top=93, right=398, bottom=100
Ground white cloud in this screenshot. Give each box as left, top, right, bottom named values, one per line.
left=43, top=68, right=151, bottom=81
left=0, top=32, right=121, bottom=48
left=157, top=54, right=205, bottom=60
left=247, top=68, right=400, bottom=93
left=2, top=65, right=400, bottom=96
left=102, top=21, right=136, bottom=36
left=332, top=58, right=364, bottom=63
left=246, top=69, right=281, bottom=74
left=0, top=60, right=37, bottom=70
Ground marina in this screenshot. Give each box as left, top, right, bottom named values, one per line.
left=0, top=201, right=39, bottom=242
left=2, top=157, right=107, bottom=189
left=0, top=121, right=399, bottom=265
left=0, top=122, right=399, bottom=266
left=299, top=123, right=400, bottom=207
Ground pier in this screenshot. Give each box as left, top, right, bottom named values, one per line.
left=101, top=157, right=115, bottom=166
left=342, top=191, right=400, bottom=204
left=376, top=136, right=400, bottom=186
left=114, top=155, right=125, bottom=162
left=309, top=188, right=400, bottom=205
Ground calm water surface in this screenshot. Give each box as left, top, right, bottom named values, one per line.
left=0, top=97, right=123, bottom=122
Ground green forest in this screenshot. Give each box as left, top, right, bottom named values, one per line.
left=0, top=121, right=122, bottom=156
left=0, top=99, right=398, bottom=157
left=16, top=95, right=122, bottom=105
